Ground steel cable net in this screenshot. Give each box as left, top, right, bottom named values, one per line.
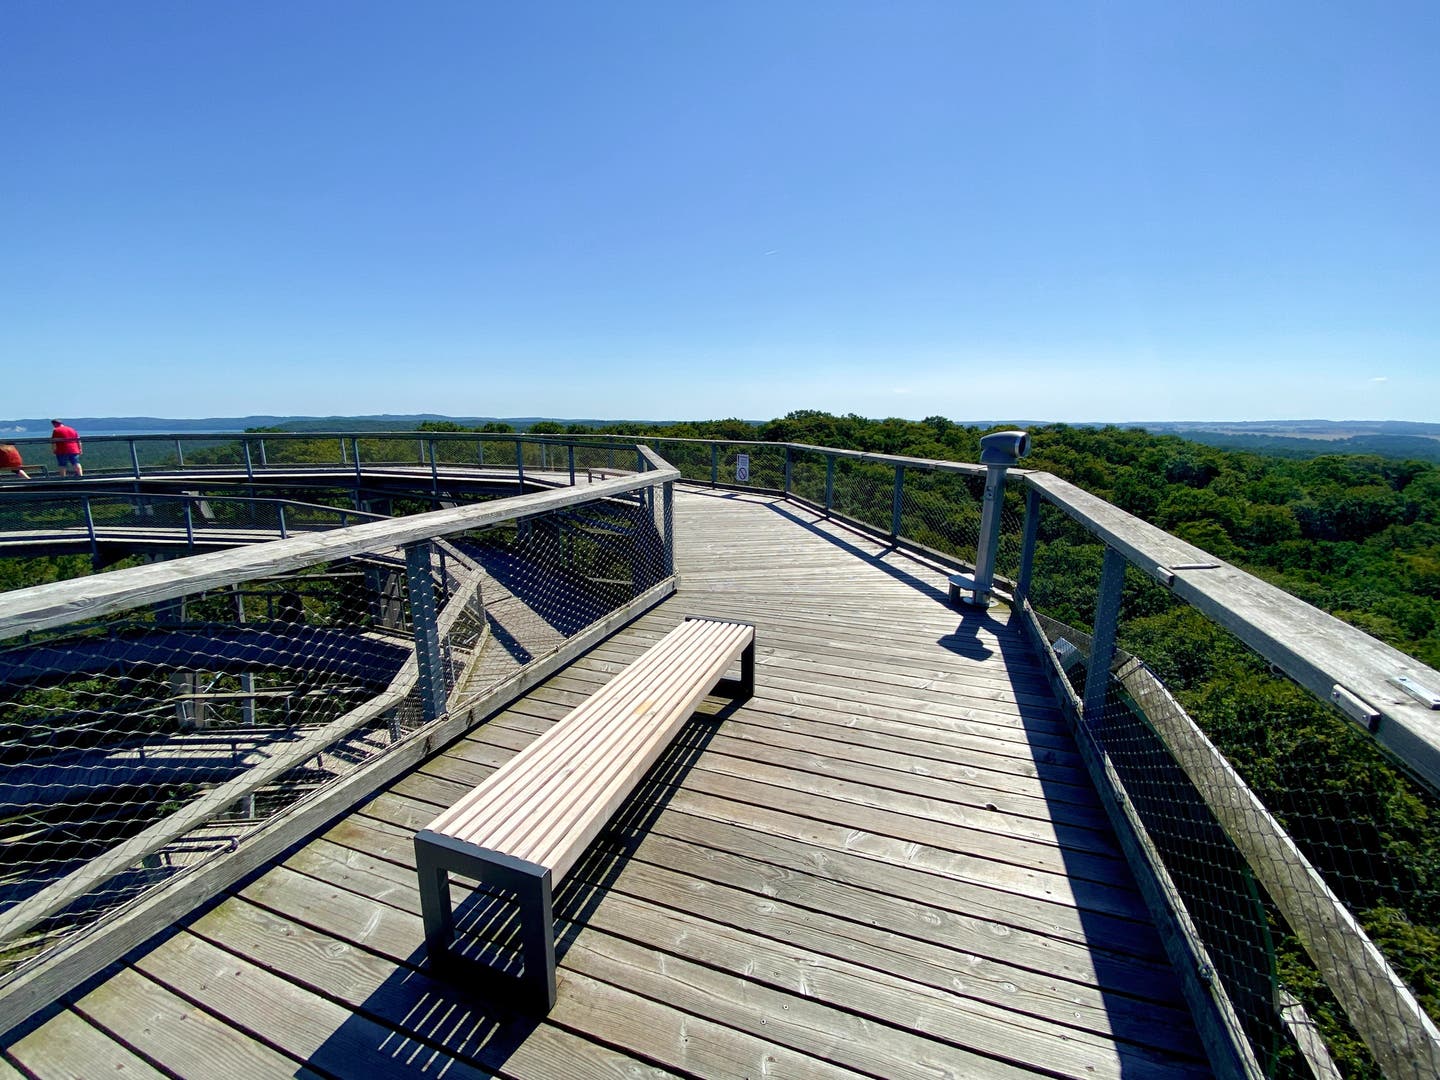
left=1025, top=501, right=1440, bottom=1079
left=0, top=489, right=668, bottom=980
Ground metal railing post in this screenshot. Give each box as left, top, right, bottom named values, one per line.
left=1083, top=546, right=1127, bottom=726
left=277, top=505, right=288, bottom=540
left=243, top=441, right=254, bottom=482
left=82, top=496, right=98, bottom=564
left=1014, top=487, right=1041, bottom=606
left=406, top=541, right=447, bottom=724
left=515, top=440, right=526, bottom=490
left=568, top=444, right=576, bottom=486
left=258, top=439, right=268, bottom=468
left=891, top=465, right=904, bottom=542
left=130, top=441, right=142, bottom=480
left=174, top=439, right=185, bottom=468
left=710, top=443, right=719, bottom=488
left=663, top=480, right=675, bottom=576
left=784, top=447, right=792, bottom=496
left=183, top=501, right=195, bottom=553
left=824, top=455, right=836, bottom=517
left=428, top=439, right=439, bottom=498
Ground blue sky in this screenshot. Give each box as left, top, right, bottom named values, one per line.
left=3, top=2, right=1436, bottom=424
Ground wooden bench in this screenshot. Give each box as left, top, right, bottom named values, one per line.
left=413, top=615, right=756, bottom=1010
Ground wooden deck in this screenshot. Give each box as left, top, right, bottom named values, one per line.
left=1, top=490, right=1213, bottom=1079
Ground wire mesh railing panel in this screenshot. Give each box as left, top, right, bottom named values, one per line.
left=573, top=441, right=639, bottom=479
left=787, top=448, right=829, bottom=506
left=0, top=556, right=418, bottom=973
left=1024, top=496, right=1440, bottom=1079
left=829, top=459, right=896, bottom=535
left=429, top=437, right=485, bottom=469
left=0, top=462, right=675, bottom=985
left=351, top=435, right=422, bottom=467
left=642, top=439, right=712, bottom=484
left=898, top=469, right=985, bottom=566
left=0, top=497, right=88, bottom=536
left=441, top=496, right=670, bottom=711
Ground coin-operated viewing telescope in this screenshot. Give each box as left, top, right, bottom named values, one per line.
left=978, top=429, right=1030, bottom=466
left=950, top=430, right=1030, bottom=608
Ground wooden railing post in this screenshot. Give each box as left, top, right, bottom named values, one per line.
left=406, top=541, right=447, bottom=723
left=1084, top=546, right=1127, bottom=727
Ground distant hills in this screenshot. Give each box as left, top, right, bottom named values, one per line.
left=2, top=415, right=1438, bottom=462
left=1133, top=420, right=1440, bottom=462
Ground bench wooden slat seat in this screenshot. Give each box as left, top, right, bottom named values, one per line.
left=414, top=616, right=756, bottom=1010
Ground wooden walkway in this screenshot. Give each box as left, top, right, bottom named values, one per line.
left=1, top=490, right=1213, bottom=1079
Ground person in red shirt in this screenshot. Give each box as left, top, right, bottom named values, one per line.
left=50, top=420, right=83, bottom=477
left=0, top=444, right=29, bottom=479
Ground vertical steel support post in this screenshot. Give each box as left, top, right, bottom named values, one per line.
left=243, top=441, right=254, bottom=481
left=277, top=505, right=288, bottom=540
left=428, top=439, right=440, bottom=498
left=711, top=443, right=719, bottom=488
left=891, top=465, right=905, bottom=542
left=184, top=501, right=195, bottom=553
left=1014, top=487, right=1042, bottom=606
left=663, top=480, right=675, bottom=576
left=82, top=496, right=98, bottom=564
left=233, top=587, right=257, bottom=726
left=824, top=455, right=835, bottom=517
left=406, top=541, right=448, bottom=723
left=568, top=444, right=576, bottom=486
left=515, top=440, right=526, bottom=490
left=970, top=462, right=1012, bottom=603
left=783, top=447, right=792, bottom=496
left=175, top=439, right=185, bottom=468
left=340, top=438, right=347, bottom=465
left=258, top=440, right=268, bottom=467
left=1083, top=546, right=1127, bottom=728
left=130, top=441, right=143, bottom=479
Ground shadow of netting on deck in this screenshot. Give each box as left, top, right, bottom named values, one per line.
left=1026, top=527, right=1440, bottom=1078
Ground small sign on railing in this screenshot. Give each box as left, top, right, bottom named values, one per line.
left=735, top=454, right=750, bottom=483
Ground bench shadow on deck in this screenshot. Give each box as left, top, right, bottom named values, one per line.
left=3, top=490, right=1213, bottom=1079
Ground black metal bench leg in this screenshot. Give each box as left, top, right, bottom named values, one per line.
left=414, top=830, right=558, bottom=1011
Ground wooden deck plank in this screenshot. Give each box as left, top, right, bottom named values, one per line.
left=4, top=488, right=1215, bottom=1077
left=275, top=814, right=1205, bottom=1079
left=4, top=1004, right=171, bottom=1080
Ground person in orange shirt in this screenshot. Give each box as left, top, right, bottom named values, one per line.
left=50, top=420, right=83, bottom=477
left=0, top=444, right=29, bottom=479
